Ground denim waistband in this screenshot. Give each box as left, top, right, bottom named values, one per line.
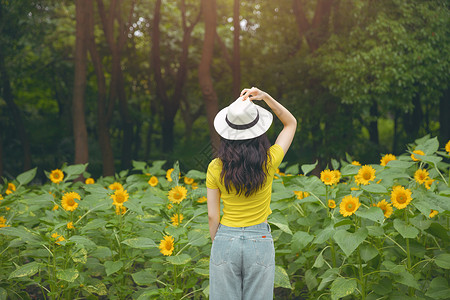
left=218, top=222, right=271, bottom=233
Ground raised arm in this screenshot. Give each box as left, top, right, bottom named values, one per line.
left=241, top=87, right=297, bottom=154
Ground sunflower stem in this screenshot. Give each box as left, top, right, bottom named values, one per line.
left=404, top=209, right=414, bottom=296
left=355, top=217, right=366, bottom=300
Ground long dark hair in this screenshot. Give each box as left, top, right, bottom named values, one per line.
left=217, top=133, right=272, bottom=197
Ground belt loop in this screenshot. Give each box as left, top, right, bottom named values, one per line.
left=267, top=223, right=271, bottom=233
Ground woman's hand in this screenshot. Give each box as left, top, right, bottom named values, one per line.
left=240, top=87, right=266, bottom=101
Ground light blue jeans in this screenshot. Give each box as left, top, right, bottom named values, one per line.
left=209, top=222, right=275, bottom=300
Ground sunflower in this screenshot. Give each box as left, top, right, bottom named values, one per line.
left=67, top=222, right=74, bottom=229
left=61, top=192, right=80, bottom=211
left=411, top=150, right=425, bottom=161
left=0, top=216, right=9, bottom=228
left=49, top=169, right=64, bottom=184
left=85, top=178, right=95, bottom=185
left=111, top=189, right=129, bottom=206
left=109, top=182, right=123, bottom=191
left=168, top=186, right=187, bottom=204
left=56, top=236, right=65, bottom=245
left=0, top=194, right=3, bottom=201
left=6, top=183, right=16, bottom=195
left=445, top=140, right=450, bottom=154
left=52, top=204, right=59, bottom=211
left=184, top=177, right=194, bottom=185
left=424, top=178, right=434, bottom=190
left=355, top=165, right=376, bottom=185
left=351, top=161, right=361, bottom=166
left=390, top=186, right=412, bottom=209
left=333, top=170, right=341, bottom=183
left=191, top=182, right=199, bottom=190
left=320, top=170, right=336, bottom=185
left=51, top=232, right=59, bottom=239
left=171, top=213, right=184, bottom=226
left=414, top=169, right=429, bottom=184
left=376, top=199, right=393, bottom=218
left=148, top=176, right=158, bottom=187
left=350, top=187, right=359, bottom=191
left=339, top=195, right=361, bottom=217
left=294, top=191, right=304, bottom=199
left=380, top=154, right=396, bottom=166
left=197, top=196, right=207, bottom=203
left=115, top=205, right=127, bottom=215
left=429, top=209, right=438, bottom=218
left=159, top=235, right=174, bottom=256
left=167, top=204, right=173, bottom=210
left=328, top=199, right=336, bottom=209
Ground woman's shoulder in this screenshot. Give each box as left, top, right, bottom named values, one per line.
left=208, top=158, right=223, bottom=169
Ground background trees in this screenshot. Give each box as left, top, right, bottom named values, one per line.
left=0, top=0, right=448, bottom=180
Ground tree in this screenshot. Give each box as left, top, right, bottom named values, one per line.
left=72, top=0, right=89, bottom=166
left=199, top=0, right=220, bottom=153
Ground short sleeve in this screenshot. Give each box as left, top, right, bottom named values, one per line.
left=206, top=159, right=219, bottom=189
left=269, top=144, right=285, bottom=170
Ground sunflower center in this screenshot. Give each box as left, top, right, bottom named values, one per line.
left=54, top=174, right=59, bottom=179
left=174, top=192, right=182, bottom=199
left=67, top=198, right=75, bottom=206
left=165, top=242, right=172, bottom=250
left=363, top=172, right=371, bottom=180
left=346, top=203, right=354, bottom=210
left=397, top=194, right=405, bottom=204
left=116, top=194, right=124, bottom=203
left=325, top=176, right=331, bottom=181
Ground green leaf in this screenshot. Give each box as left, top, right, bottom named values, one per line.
left=123, top=200, right=144, bottom=215
left=269, top=213, right=292, bottom=235
left=340, top=164, right=360, bottom=176
left=171, top=161, right=181, bottom=185
left=132, top=160, right=147, bottom=171
left=184, top=170, right=206, bottom=180
left=301, top=160, right=318, bottom=175
left=84, top=282, right=108, bottom=295
left=435, top=254, right=450, bottom=269
left=331, top=159, right=340, bottom=170
left=291, top=231, right=314, bottom=251
left=104, top=261, right=123, bottom=276
left=330, top=277, right=357, bottom=299
left=425, top=223, right=448, bottom=240
left=285, top=163, right=299, bottom=175
left=71, top=246, right=87, bottom=264
left=397, top=270, right=419, bottom=289
left=81, top=219, right=108, bottom=232
left=360, top=184, right=388, bottom=194
left=188, top=229, right=209, bottom=247
left=193, top=268, right=209, bottom=276
left=17, top=167, right=37, bottom=186
left=313, top=226, right=335, bottom=244
left=318, top=268, right=339, bottom=291
left=355, top=206, right=385, bottom=224
left=359, top=244, right=379, bottom=262
left=9, top=262, right=40, bottom=279
left=122, top=237, right=156, bottom=249
left=274, top=265, right=292, bottom=289
left=313, top=252, right=324, bottom=268
left=69, top=235, right=97, bottom=249
left=65, top=164, right=88, bottom=180
left=420, top=136, right=439, bottom=155
left=166, top=254, right=192, bottom=265
left=132, top=269, right=157, bottom=285
left=393, top=219, right=419, bottom=239
left=333, top=219, right=353, bottom=228
left=386, top=160, right=415, bottom=169
left=333, top=227, right=368, bottom=257
left=425, top=277, right=450, bottom=299
left=56, top=268, right=79, bottom=282
left=305, top=269, right=318, bottom=290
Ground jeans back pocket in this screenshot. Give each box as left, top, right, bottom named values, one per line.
left=210, top=235, right=235, bottom=266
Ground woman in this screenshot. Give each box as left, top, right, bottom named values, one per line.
left=206, top=87, right=297, bottom=299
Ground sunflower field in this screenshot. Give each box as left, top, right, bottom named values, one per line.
left=0, top=135, right=449, bottom=299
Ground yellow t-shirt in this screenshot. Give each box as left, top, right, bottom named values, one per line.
left=206, top=144, right=285, bottom=227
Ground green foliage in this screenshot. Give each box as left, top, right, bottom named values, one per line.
left=0, top=135, right=449, bottom=299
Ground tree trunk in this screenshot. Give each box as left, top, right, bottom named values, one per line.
left=368, top=101, right=379, bottom=145
left=0, top=53, right=32, bottom=171
left=232, top=0, right=241, bottom=98
left=199, top=0, right=220, bottom=154
left=439, top=88, right=450, bottom=143
left=73, top=0, right=89, bottom=166
left=87, top=0, right=115, bottom=176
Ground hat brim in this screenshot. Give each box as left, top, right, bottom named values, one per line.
left=214, top=104, right=273, bottom=140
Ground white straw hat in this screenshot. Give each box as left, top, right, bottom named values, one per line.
left=214, top=96, right=273, bottom=140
